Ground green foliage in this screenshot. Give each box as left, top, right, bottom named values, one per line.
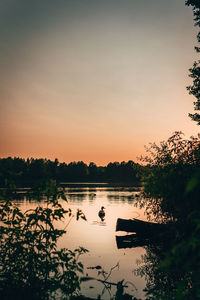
left=136, top=223, right=200, bottom=300
left=0, top=182, right=88, bottom=300
left=135, top=132, right=200, bottom=299
left=186, top=1, right=200, bottom=123
left=138, top=132, right=200, bottom=222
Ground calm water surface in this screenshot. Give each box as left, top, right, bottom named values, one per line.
left=19, top=185, right=147, bottom=299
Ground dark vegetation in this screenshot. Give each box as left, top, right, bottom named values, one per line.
left=0, top=1, right=200, bottom=300
left=0, top=182, right=88, bottom=300
left=0, top=158, right=143, bottom=187
left=139, top=132, right=200, bottom=223
left=187, top=0, right=200, bottom=124
left=135, top=132, right=200, bottom=299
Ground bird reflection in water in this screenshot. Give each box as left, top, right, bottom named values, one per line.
left=98, top=206, right=105, bottom=221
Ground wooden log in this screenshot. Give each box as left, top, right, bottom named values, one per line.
left=116, top=218, right=168, bottom=236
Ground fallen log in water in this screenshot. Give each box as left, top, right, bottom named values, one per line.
left=115, top=218, right=174, bottom=248
left=116, top=218, right=171, bottom=235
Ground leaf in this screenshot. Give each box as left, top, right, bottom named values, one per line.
left=185, top=175, right=199, bottom=193
left=61, top=194, right=67, bottom=202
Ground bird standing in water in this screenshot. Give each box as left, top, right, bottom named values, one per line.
left=98, top=206, right=105, bottom=221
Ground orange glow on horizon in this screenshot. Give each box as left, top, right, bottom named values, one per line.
left=0, top=0, right=199, bottom=164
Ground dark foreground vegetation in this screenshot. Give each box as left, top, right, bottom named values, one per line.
left=0, top=183, right=88, bottom=300
left=0, top=158, right=143, bottom=187
left=0, top=1, right=200, bottom=299
left=135, top=132, right=200, bottom=299
left=0, top=182, right=143, bottom=300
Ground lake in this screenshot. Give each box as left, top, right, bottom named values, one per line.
left=18, top=184, right=147, bottom=300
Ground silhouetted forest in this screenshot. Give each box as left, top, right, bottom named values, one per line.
left=0, top=157, right=143, bottom=186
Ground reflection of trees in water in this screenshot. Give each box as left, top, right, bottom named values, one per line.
left=67, top=193, right=97, bottom=204
left=135, top=241, right=181, bottom=299
left=66, top=188, right=90, bottom=193
left=104, top=187, right=140, bottom=193
left=107, top=194, right=135, bottom=204
left=133, top=220, right=200, bottom=299
left=68, top=193, right=88, bottom=201
left=65, top=187, right=139, bottom=192
left=13, top=187, right=140, bottom=205
left=0, top=184, right=87, bottom=300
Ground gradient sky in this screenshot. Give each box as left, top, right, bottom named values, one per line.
left=0, top=0, right=199, bottom=165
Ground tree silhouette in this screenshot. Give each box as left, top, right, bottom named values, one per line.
left=186, top=0, right=200, bottom=124
left=0, top=157, right=143, bottom=186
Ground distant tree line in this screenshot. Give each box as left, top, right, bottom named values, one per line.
left=0, top=157, right=143, bottom=186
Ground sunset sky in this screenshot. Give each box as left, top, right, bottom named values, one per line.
left=0, top=0, right=199, bottom=165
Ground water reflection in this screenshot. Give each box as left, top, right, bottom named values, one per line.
left=134, top=241, right=178, bottom=299
left=0, top=186, right=88, bottom=300
left=11, top=186, right=147, bottom=299
left=57, top=187, right=147, bottom=299
left=5, top=185, right=195, bottom=299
